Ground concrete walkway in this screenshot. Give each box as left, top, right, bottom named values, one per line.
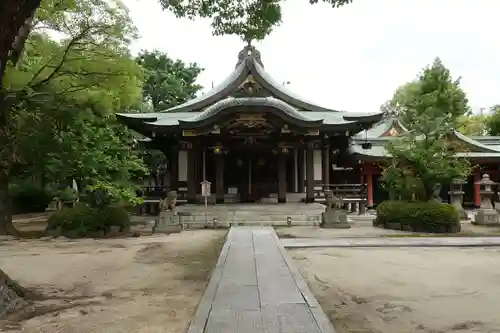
left=188, top=227, right=336, bottom=333
left=281, top=236, right=500, bottom=248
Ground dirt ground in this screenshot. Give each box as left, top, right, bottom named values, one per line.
left=0, top=229, right=226, bottom=333
left=292, top=247, right=500, bottom=333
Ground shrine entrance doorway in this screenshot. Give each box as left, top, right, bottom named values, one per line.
left=224, top=149, right=278, bottom=202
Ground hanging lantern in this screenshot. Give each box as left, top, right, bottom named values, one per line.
left=213, top=143, right=223, bottom=154
left=361, top=127, right=372, bottom=149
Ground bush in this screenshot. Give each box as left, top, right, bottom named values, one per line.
left=46, top=203, right=130, bottom=237
left=374, top=200, right=460, bottom=233
left=10, top=183, right=53, bottom=214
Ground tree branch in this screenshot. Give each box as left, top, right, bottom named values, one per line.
left=26, top=29, right=89, bottom=88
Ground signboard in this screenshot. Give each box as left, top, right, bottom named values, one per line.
left=201, top=180, right=211, bottom=197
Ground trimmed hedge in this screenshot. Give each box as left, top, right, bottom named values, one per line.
left=46, top=203, right=130, bottom=237
left=373, top=200, right=460, bottom=233
left=10, top=183, right=52, bottom=214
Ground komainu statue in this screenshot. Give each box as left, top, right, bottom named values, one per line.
left=160, top=190, right=177, bottom=213
left=321, top=189, right=350, bottom=229
left=154, top=190, right=181, bottom=234
left=324, top=189, right=341, bottom=210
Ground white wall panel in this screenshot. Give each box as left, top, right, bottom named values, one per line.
left=178, top=151, right=187, bottom=182
left=314, top=149, right=322, bottom=181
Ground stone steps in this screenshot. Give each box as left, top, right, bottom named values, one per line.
left=176, top=204, right=324, bottom=227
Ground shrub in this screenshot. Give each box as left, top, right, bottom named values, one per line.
left=10, top=183, right=53, bottom=214
left=374, top=200, right=460, bottom=233
left=46, top=204, right=130, bottom=237
left=100, top=206, right=130, bottom=231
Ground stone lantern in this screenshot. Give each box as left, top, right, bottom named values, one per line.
left=473, top=174, right=500, bottom=225
left=448, top=179, right=467, bottom=220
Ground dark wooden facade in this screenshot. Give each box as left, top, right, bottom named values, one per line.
left=118, top=45, right=383, bottom=204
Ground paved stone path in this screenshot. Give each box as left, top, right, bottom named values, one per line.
left=188, top=227, right=336, bottom=333
left=281, top=236, right=500, bottom=248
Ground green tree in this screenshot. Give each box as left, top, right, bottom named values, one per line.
left=136, top=50, right=203, bottom=110
left=486, top=105, right=500, bottom=136
left=458, top=114, right=488, bottom=136
left=159, top=0, right=353, bottom=41
left=382, top=61, right=472, bottom=201
left=1, top=0, right=146, bottom=234
left=1, top=0, right=353, bottom=81
left=386, top=58, right=470, bottom=128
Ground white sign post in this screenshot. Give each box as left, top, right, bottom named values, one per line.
left=200, top=180, right=211, bottom=227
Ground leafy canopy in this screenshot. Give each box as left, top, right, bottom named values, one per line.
left=458, top=114, right=488, bottom=136
left=4, top=0, right=148, bottom=205
left=486, top=105, right=500, bottom=136
left=159, top=0, right=353, bottom=41
left=383, top=58, right=470, bottom=129
left=382, top=59, right=472, bottom=201
left=136, top=50, right=203, bottom=110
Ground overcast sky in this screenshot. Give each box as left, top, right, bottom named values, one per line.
left=123, top=0, right=499, bottom=114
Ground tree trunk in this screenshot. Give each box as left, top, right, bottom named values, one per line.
left=0, top=1, right=42, bottom=309
left=0, top=0, right=41, bottom=82
left=0, top=174, right=15, bottom=236
left=0, top=0, right=42, bottom=236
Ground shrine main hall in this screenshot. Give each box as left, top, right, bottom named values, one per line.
left=118, top=45, right=500, bottom=207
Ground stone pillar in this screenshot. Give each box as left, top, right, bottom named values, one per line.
left=473, top=174, right=500, bottom=225
left=187, top=149, right=196, bottom=204
left=449, top=179, right=467, bottom=220
left=297, top=148, right=305, bottom=193
left=306, top=143, right=315, bottom=203
left=215, top=153, right=224, bottom=204
left=278, top=152, right=287, bottom=203
left=321, top=143, right=330, bottom=190
left=169, top=149, right=178, bottom=190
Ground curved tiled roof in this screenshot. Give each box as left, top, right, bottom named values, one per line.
left=161, top=44, right=381, bottom=116
left=354, top=116, right=408, bottom=139
left=185, top=97, right=319, bottom=123
left=452, top=130, right=500, bottom=153
left=165, top=59, right=248, bottom=113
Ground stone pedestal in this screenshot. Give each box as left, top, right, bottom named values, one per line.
left=474, top=209, right=499, bottom=226
left=321, top=208, right=350, bottom=229
left=473, top=174, right=500, bottom=226
left=449, top=179, right=467, bottom=220
left=153, top=211, right=181, bottom=234
left=495, top=192, right=500, bottom=213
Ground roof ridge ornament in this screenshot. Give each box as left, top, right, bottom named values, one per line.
left=236, top=42, right=264, bottom=68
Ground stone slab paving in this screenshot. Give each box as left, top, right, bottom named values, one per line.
left=281, top=236, right=500, bottom=248
left=188, top=227, right=336, bottom=333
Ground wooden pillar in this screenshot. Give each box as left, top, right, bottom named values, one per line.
left=292, top=149, right=298, bottom=193
left=321, top=143, right=330, bottom=190
left=306, top=143, right=315, bottom=203
left=187, top=149, right=196, bottom=204
left=474, top=172, right=481, bottom=208
left=202, top=148, right=207, bottom=181
left=169, top=149, right=178, bottom=190
left=366, top=172, right=374, bottom=208
left=297, top=149, right=305, bottom=193
left=215, top=153, right=225, bottom=204
left=278, top=152, right=287, bottom=203
left=193, top=149, right=200, bottom=186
